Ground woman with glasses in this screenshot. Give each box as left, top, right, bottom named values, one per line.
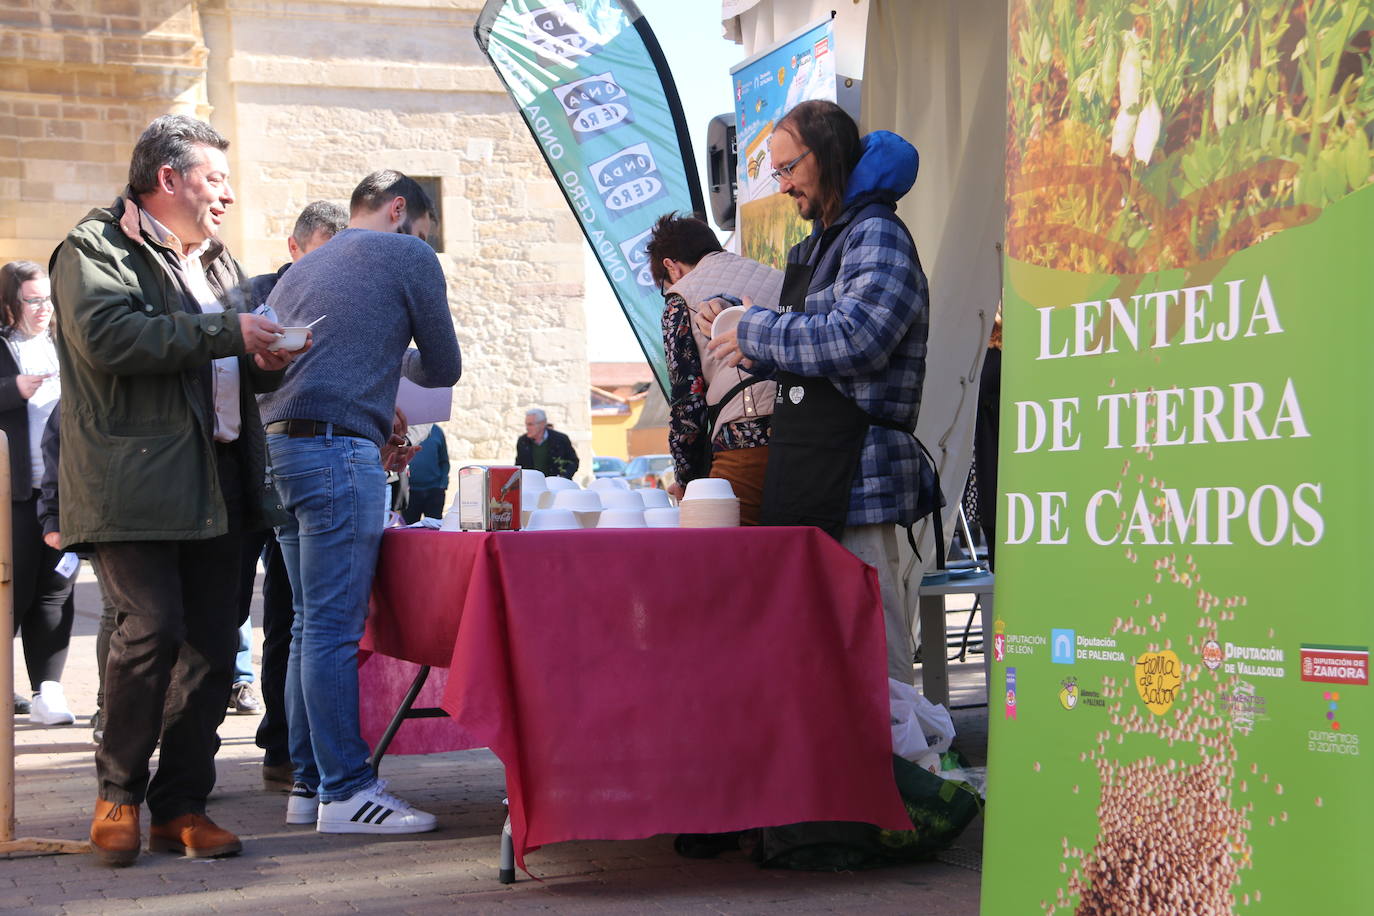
left=1, top=260, right=76, bottom=725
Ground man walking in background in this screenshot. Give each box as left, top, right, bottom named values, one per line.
left=515, top=408, right=578, bottom=478
left=50, top=114, right=299, bottom=866
left=259, top=170, right=461, bottom=834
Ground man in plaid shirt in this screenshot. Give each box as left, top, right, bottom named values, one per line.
left=704, top=100, right=929, bottom=683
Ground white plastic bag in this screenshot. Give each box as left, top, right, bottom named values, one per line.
left=889, top=677, right=956, bottom=763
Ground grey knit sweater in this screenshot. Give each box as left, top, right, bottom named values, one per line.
left=258, top=228, right=461, bottom=446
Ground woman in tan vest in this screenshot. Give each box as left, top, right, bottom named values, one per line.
left=648, top=214, right=783, bottom=525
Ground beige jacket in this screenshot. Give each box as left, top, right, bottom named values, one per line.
left=668, top=251, right=784, bottom=431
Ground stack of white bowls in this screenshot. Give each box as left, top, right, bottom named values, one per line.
left=552, top=488, right=602, bottom=528
left=678, top=477, right=740, bottom=528
left=541, top=475, right=578, bottom=509
left=598, top=507, right=647, bottom=528
left=644, top=506, right=680, bottom=528
left=520, top=470, right=548, bottom=527
left=597, top=487, right=647, bottom=527
left=639, top=487, right=673, bottom=509
left=601, top=489, right=646, bottom=511
left=524, top=508, right=581, bottom=531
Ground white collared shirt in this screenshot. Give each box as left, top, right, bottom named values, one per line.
left=141, top=212, right=241, bottom=443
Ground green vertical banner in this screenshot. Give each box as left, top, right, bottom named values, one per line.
left=986, top=1, right=1373, bottom=913
left=474, top=0, right=706, bottom=396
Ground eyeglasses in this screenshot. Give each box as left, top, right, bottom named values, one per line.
left=769, top=149, right=812, bottom=182
left=20, top=295, right=52, bottom=308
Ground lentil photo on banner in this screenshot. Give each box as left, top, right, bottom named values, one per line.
left=985, top=0, right=1373, bottom=913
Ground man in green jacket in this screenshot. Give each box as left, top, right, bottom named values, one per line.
left=49, top=115, right=302, bottom=867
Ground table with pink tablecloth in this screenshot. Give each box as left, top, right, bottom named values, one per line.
left=359, top=526, right=907, bottom=870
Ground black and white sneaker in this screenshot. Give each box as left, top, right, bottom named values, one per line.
left=315, top=779, right=437, bottom=834
left=285, top=782, right=319, bottom=825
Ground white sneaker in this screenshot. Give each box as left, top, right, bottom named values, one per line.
left=29, top=681, right=75, bottom=726
left=285, top=782, right=318, bottom=825
left=316, top=779, right=437, bottom=834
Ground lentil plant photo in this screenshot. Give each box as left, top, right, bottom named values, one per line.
left=1007, top=0, right=1374, bottom=275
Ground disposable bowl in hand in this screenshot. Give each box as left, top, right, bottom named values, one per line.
left=710, top=304, right=747, bottom=339
left=267, top=327, right=309, bottom=352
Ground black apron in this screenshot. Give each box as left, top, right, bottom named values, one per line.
left=758, top=252, right=871, bottom=541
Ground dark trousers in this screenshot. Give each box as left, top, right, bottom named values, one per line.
left=401, top=487, right=447, bottom=524
left=11, top=492, right=76, bottom=691
left=238, top=527, right=295, bottom=767
left=95, top=580, right=116, bottom=712
left=91, top=444, right=244, bottom=820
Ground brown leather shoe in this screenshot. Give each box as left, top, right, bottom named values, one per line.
left=148, top=813, right=242, bottom=858
left=263, top=762, right=294, bottom=793
left=90, top=798, right=141, bottom=867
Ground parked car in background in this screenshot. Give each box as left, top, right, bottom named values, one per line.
left=623, top=454, right=674, bottom=489
left=592, top=456, right=627, bottom=479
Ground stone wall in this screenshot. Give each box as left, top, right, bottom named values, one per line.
left=0, top=0, right=591, bottom=481
left=0, top=0, right=209, bottom=264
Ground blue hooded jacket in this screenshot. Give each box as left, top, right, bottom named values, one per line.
left=736, top=129, right=930, bottom=527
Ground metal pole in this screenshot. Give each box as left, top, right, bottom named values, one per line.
left=0, top=430, right=13, bottom=841
left=0, top=429, right=89, bottom=855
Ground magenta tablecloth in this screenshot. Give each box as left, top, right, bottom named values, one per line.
left=360, top=526, right=907, bottom=868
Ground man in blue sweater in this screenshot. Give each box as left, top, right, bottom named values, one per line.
left=258, top=171, right=461, bottom=834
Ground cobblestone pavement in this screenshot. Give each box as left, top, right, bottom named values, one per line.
left=6, top=570, right=987, bottom=914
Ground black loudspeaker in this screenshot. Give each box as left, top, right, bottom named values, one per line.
left=706, top=113, right=737, bottom=231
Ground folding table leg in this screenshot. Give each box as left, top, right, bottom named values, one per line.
left=499, top=811, right=515, bottom=884
left=369, top=664, right=432, bottom=775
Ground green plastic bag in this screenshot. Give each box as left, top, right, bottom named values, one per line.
left=741, top=755, right=984, bottom=871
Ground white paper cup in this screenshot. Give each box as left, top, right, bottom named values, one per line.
left=545, top=476, right=579, bottom=492
left=589, top=477, right=625, bottom=494
left=644, top=507, right=680, bottom=528
left=600, top=489, right=645, bottom=511
left=521, top=469, right=548, bottom=494
left=709, top=304, right=747, bottom=339
left=552, top=489, right=602, bottom=512
left=639, top=488, right=672, bottom=509
left=683, top=477, right=736, bottom=500
left=597, top=508, right=647, bottom=528
left=525, top=508, right=580, bottom=531
left=267, top=327, right=310, bottom=352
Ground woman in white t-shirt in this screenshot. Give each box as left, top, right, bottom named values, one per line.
left=1, top=261, right=76, bottom=725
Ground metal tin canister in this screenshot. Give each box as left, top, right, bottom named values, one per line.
left=457, top=465, right=521, bottom=530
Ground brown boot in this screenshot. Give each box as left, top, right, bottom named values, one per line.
left=148, top=813, right=242, bottom=858
left=90, top=799, right=141, bottom=867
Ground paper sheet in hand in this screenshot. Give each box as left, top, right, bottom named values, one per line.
left=395, top=377, right=452, bottom=424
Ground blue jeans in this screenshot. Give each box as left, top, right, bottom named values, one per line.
left=234, top=618, right=254, bottom=684
left=269, top=431, right=385, bottom=801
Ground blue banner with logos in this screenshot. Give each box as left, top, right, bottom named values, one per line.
left=475, top=0, right=705, bottom=395
left=729, top=17, right=835, bottom=270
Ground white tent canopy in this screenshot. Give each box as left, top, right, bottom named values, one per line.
left=721, top=0, right=1007, bottom=571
